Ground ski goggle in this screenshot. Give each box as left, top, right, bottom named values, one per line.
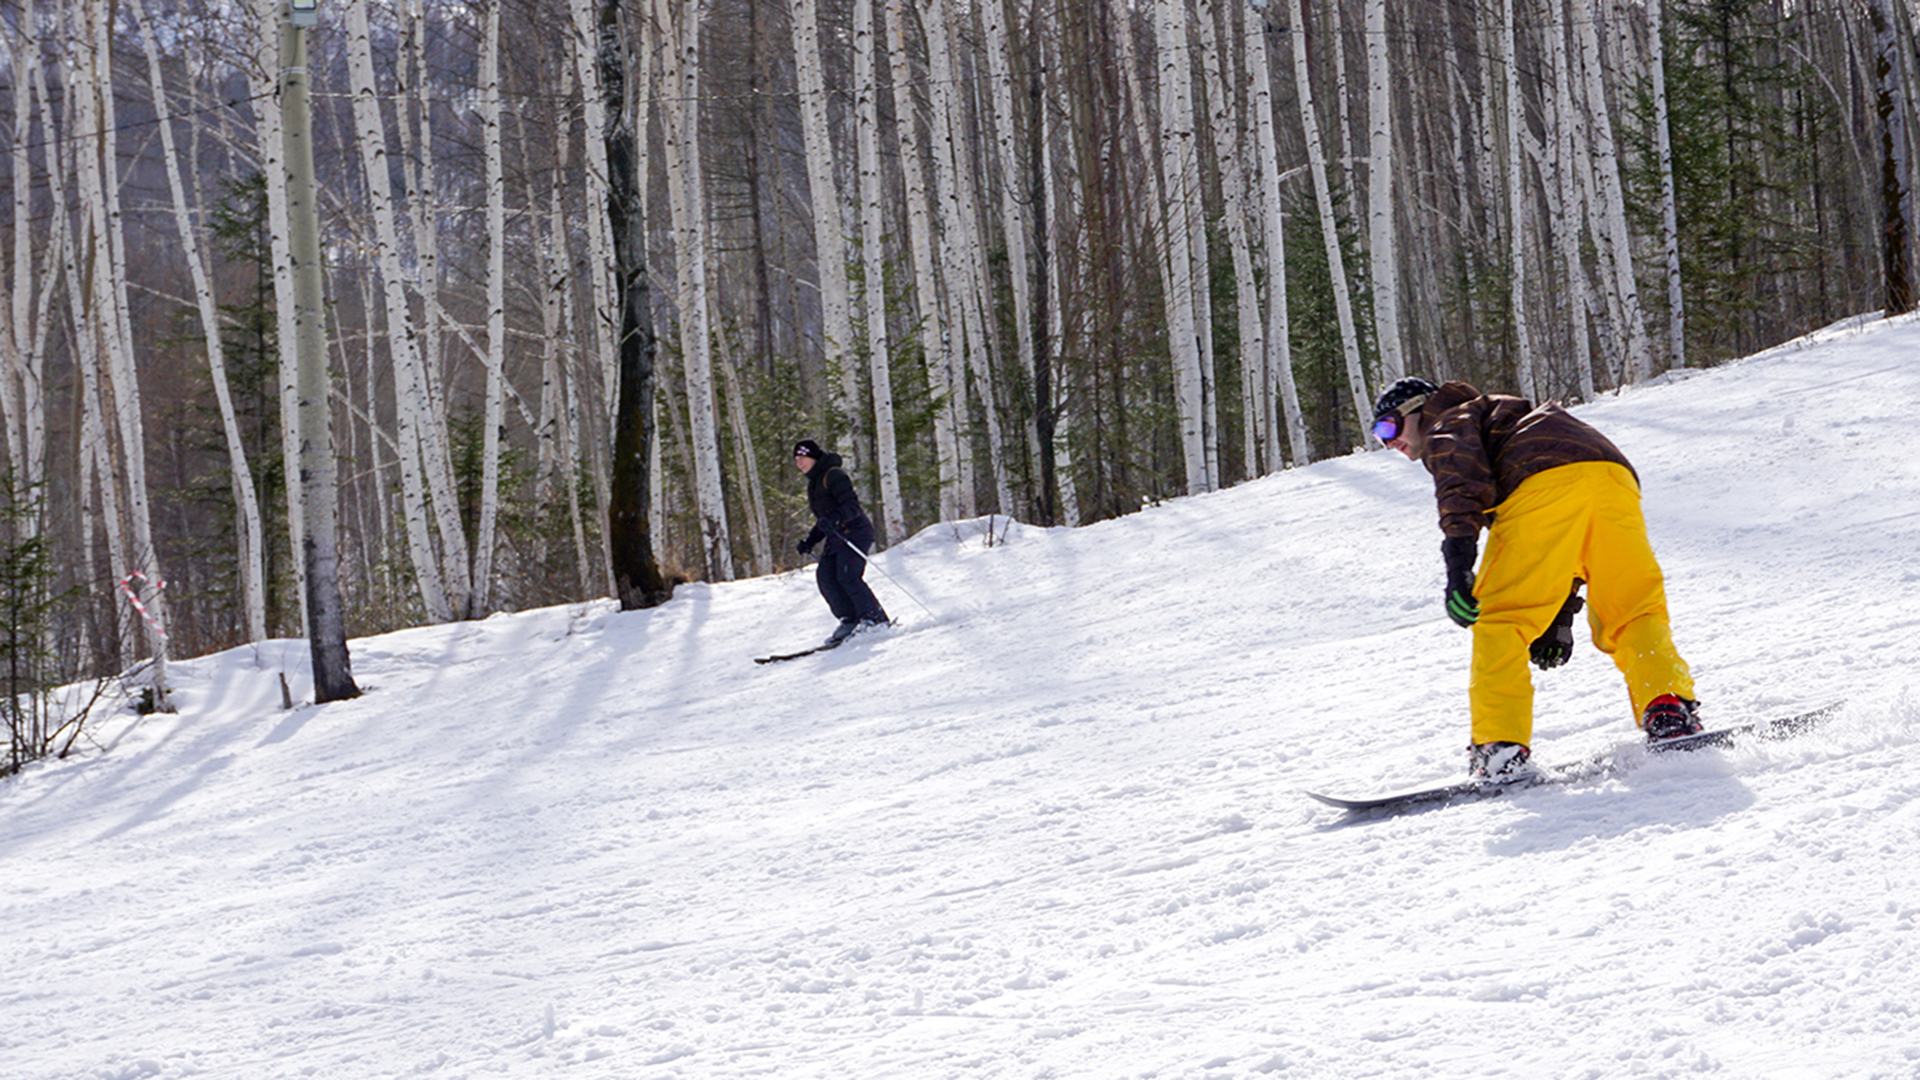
left=1371, top=395, right=1427, bottom=442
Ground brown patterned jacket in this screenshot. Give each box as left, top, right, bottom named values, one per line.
left=1419, top=381, right=1637, bottom=539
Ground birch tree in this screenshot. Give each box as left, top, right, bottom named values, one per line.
left=1156, top=0, right=1211, bottom=493
left=1546, top=0, right=1596, bottom=399
left=244, top=0, right=308, bottom=634
left=600, top=0, right=671, bottom=609
left=655, top=0, right=735, bottom=579
left=131, top=0, right=269, bottom=643
left=1196, top=0, right=1267, bottom=478
left=79, top=0, right=172, bottom=704
left=887, top=0, right=964, bottom=521
left=1867, top=0, right=1913, bottom=316
left=1246, top=2, right=1309, bottom=466
left=1502, top=0, right=1538, bottom=397
left=980, top=0, right=1040, bottom=515
left=280, top=2, right=358, bottom=702
left=853, top=0, right=904, bottom=541
left=1648, top=0, right=1685, bottom=365
left=1286, top=0, right=1370, bottom=441
left=1575, top=0, right=1653, bottom=382
left=474, top=0, right=507, bottom=610
left=4, top=0, right=49, bottom=500
left=927, top=0, right=1011, bottom=513
left=1365, top=0, right=1404, bottom=382
left=570, top=0, right=621, bottom=595
left=1038, top=0, right=1085, bottom=523
left=792, top=0, right=860, bottom=439
left=345, top=0, right=462, bottom=621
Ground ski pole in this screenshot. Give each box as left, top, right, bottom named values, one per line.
left=823, top=523, right=937, bottom=620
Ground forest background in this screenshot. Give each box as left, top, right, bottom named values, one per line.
left=2, top=0, right=1914, bottom=760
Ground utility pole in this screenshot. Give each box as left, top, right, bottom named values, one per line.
left=282, top=0, right=360, bottom=702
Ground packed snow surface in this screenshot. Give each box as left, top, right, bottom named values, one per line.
left=6, top=315, right=1920, bottom=1080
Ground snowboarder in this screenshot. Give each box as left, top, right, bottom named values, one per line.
left=793, top=439, right=890, bottom=645
left=1371, top=377, right=1702, bottom=780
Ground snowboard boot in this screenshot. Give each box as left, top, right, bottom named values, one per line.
left=1467, top=741, right=1534, bottom=783
left=825, top=618, right=859, bottom=646
left=1643, top=694, right=1704, bottom=741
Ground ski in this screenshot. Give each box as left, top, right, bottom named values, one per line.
left=753, top=641, right=843, bottom=664
left=1308, top=702, right=1843, bottom=816
left=754, top=621, right=901, bottom=664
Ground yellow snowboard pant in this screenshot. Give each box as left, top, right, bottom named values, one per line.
left=1468, top=461, right=1694, bottom=747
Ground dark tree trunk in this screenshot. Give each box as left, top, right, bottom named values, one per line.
left=601, top=0, right=671, bottom=610
left=1869, top=0, right=1915, bottom=316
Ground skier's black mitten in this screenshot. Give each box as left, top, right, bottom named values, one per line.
left=1441, top=535, right=1480, bottom=628
left=796, top=537, right=816, bottom=556
left=1530, top=588, right=1584, bottom=670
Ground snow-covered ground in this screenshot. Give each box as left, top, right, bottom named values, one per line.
left=6, top=315, right=1920, bottom=1080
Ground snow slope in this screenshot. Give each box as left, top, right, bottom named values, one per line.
left=5, top=315, right=1919, bottom=1080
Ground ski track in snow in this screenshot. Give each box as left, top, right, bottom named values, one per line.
left=5, top=314, right=1920, bottom=1079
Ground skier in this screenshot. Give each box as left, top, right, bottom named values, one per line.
left=792, top=439, right=890, bottom=646
left=1371, top=377, right=1702, bottom=780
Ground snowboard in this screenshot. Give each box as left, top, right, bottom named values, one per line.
left=1307, top=702, right=1843, bottom=816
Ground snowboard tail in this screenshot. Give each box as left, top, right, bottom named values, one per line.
left=1307, top=703, right=1843, bottom=816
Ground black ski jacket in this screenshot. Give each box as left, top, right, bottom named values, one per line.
left=802, top=451, right=876, bottom=550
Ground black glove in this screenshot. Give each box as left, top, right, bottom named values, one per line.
left=1530, top=588, right=1584, bottom=670
left=796, top=537, right=816, bottom=556
left=1441, top=535, right=1480, bottom=628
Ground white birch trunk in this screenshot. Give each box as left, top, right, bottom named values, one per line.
left=656, top=0, right=735, bottom=580
left=1037, top=6, right=1083, bottom=525
left=1198, top=0, right=1266, bottom=478
left=4, top=6, right=38, bottom=487
left=1246, top=2, right=1308, bottom=466
left=247, top=0, right=308, bottom=633
left=74, top=319, right=128, bottom=665
left=399, top=4, right=475, bottom=613
left=886, top=0, right=963, bottom=521
left=930, top=0, right=1010, bottom=514
left=82, top=0, right=171, bottom=701
left=1575, top=0, right=1653, bottom=382
left=567, top=366, right=594, bottom=597
left=474, top=1, right=507, bottom=612
left=855, top=0, right=904, bottom=542
left=1648, top=0, right=1684, bottom=368
left=346, top=0, right=457, bottom=621
left=718, top=351, right=773, bottom=573
left=1365, top=0, right=1405, bottom=382
left=131, top=0, right=269, bottom=643
left=1502, top=0, right=1538, bottom=398
left=1548, top=0, right=1596, bottom=400
left=1286, top=0, right=1371, bottom=443
left=980, top=0, right=1037, bottom=514
left=1475, top=11, right=1500, bottom=243
left=1566, top=24, right=1624, bottom=386
left=1327, top=0, right=1354, bottom=186
left=920, top=0, right=982, bottom=515
left=1157, top=0, right=1211, bottom=494
left=792, top=0, right=860, bottom=435
left=568, top=0, right=619, bottom=594
left=536, top=138, right=569, bottom=506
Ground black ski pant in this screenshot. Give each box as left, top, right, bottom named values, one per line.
left=816, top=535, right=889, bottom=625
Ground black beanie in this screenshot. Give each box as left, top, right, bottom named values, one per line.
left=1372, top=377, right=1440, bottom=423
left=793, top=438, right=826, bottom=460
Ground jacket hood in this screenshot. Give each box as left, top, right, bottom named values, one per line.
left=1425, top=380, right=1483, bottom=416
